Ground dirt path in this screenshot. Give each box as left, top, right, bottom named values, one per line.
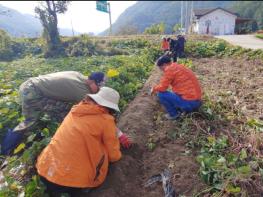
left=86, top=56, right=263, bottom=197
left=86, top=66, right=206, bottom=197
left=215, top=35, right=263, bottom=50
left=87, top=67, right=162, bottom=197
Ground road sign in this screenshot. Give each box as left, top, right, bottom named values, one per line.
left=96, top=1, right=108, bottom=13
left=95, top=1, right=112, bottom=36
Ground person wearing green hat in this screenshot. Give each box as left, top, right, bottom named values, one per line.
left=1, top=71, right=131, bottom=155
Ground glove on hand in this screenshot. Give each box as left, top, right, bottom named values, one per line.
left=119, top=133, right=132, bottom=149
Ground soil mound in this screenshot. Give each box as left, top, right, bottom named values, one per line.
left=88, top=66, right=205, bottom=197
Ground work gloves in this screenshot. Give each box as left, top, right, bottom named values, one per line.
left=119, top=133, right=132, bottom=149
left=1, top=129, right=24, bottom=155
left=117, top=128, right=132, bottom=149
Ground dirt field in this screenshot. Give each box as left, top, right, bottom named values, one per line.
left=86, top=56, right=263, bottom=197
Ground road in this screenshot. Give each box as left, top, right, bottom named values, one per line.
left=215, top=35, right=263, bottom=50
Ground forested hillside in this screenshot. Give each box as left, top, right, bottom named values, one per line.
left=101, top=1, right=234, bottom=35
left=1, top=1, right=262, bottom=38
left=231, top=1, right=263, bottom=29
left=101, top=1, right=263, bottom=35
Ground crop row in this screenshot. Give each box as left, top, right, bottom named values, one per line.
left=0, top=39, right=161, bottom=196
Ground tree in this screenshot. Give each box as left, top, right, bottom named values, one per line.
left=35, top=1, right=70, bottom=57
left=0, top=29, right=13, bottom=61
left=232, top=1, right=263, bottom=29
left=144, top=22, right=166, bottom=35
left=115, top=24, right=139, bottom=35
left=159, top=22, right=166, bottom=34
left=173, top=23, right=181, bottom=33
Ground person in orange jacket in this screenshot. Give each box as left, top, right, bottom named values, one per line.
left=36, top=87, right=122, bottom=196
left=150, top=55, right=202, bottom=120
left=161, top=37, right=169, bottom=52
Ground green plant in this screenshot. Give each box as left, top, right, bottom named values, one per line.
left=0, top=38, right=161, bottom=195
left=196, top=135, right=258, bottom=195
left=185, top=39, right=263, bottom=60
left=0, top=29, right=13, bottom=61
left=255, top=34, right=263, bottom=39
left=144, top=22, right=166, bottom=35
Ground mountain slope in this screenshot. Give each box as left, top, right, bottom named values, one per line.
left=0, top=4, right=78, bottom=38
left=101, top=1, right=234, bottom=35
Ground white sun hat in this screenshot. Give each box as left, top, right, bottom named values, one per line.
left=87, top=87, right=120, bottom=112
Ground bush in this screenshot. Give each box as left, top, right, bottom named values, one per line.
left=144, top=22, right=166, bottom=34
left=185, top=39, right=263, bottom=60
left=0, top=29, right=13, bottom=61
left=255, top=34, right=263, bottom=39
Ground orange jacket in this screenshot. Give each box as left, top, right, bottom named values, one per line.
left=36, top=101, right=121, bottom=188
left=161, top=40, right=169, bottom=51
left=153, top=63, right=202, bottom=100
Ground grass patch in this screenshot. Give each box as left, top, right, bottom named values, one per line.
left=255, top=34, right=263, bottom=39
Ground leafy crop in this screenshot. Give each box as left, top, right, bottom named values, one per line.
left=0, top=38, right=162, bottom=196
left=1, top=34, right=262, bottom=196
left=185, top=39, right=263, bottom=60
left=196, top=135, right=259, bottom=196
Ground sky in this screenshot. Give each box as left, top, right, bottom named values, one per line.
left=0, top=1, right=137, bottom=34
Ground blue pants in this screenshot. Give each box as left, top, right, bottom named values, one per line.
left=157, top=91, right=201, bottom=117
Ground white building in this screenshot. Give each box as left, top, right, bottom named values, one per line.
left=192, top=7, right=237, bottom=35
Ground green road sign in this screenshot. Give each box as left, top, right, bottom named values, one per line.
left=96, top=1, right=108, bottom=13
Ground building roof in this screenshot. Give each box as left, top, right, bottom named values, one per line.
left=193, top=7, right=238, bottom=19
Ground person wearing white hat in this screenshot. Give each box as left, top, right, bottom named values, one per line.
left=36, top=87, right=124, bottom=196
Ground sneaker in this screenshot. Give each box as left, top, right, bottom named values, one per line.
left=164, top=113, right=180, bottom=120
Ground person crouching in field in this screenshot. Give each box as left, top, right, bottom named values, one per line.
left=0, top=71, right=105, bottom=155
left=150, top=55, right=202, bottom=120
left=1, top=71, right=131, bottom=155
left=161, top=37, right=169, bottom=52
left=36, top=87, right=122, bottom=196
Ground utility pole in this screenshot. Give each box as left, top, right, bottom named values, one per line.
left=181, top=1, right=183, bottom=34
left=185, top=1, right=188, bottom=34
left=108, top=2, right=112, bottom=36
left=189, top=1, right=194, bottom=34
left=70, top=19, right=75, bottom=36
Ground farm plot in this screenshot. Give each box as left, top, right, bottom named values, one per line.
left=85, top=55, right=263, bottom=197
left=0, top=36, right=263, bottom=197
left=0, top=39, right=161, bottom=196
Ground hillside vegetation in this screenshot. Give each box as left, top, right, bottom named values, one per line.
left=101, top=1, right=263, bottom=35
left=231, top=1, right=263, bottom=29
left=101, top=1, right=233, bottom=35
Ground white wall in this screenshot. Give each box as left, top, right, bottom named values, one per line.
left=193, top=9, right=237, bottom=35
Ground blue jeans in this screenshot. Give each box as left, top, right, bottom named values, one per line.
left=157, top=91, right=201, bottom=117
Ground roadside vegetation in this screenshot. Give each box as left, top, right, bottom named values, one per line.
left=255, top=34, right=263, bottom=40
